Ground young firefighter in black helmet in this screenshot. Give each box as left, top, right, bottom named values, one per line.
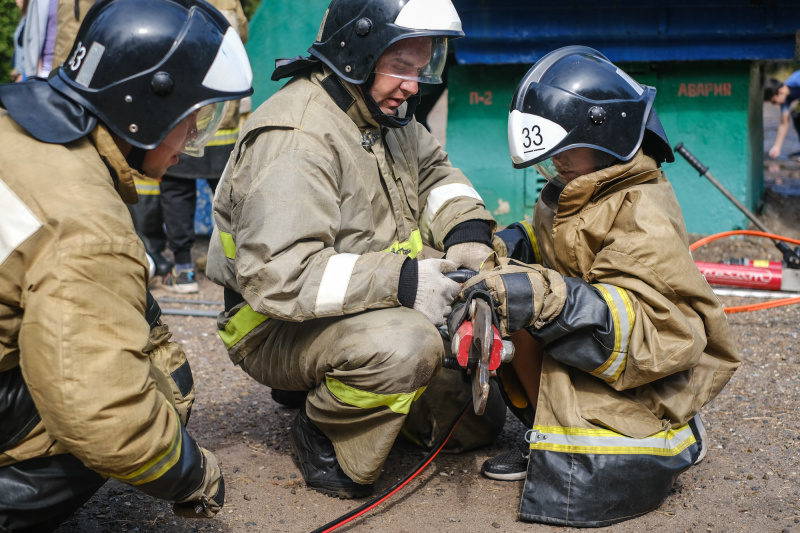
left=448, top=46, right=741, bottom=526
left=0, top=0, right=252, bottom=530
left=206, top=0, right=506, bottom=499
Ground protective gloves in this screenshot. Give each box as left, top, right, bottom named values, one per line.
left=173, top=447, right=225, bottom=518
left=458, top=258, right=567, bottom=337
left=414, top=258, right=461, bottom=326
left=445, top=242, right=496, bottom=272
left=144, top=323, right=195, bottom=426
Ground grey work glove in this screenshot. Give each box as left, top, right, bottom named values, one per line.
left=173, top=447, right=225, bottom=518
left=445, top=242, right=495, bottom=272
left=414, top=259, right=461, bottom=327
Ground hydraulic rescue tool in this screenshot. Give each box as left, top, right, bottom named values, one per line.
left=442, top=269, right=514, bottom=415
left=674, top=143, right=800, bottom=292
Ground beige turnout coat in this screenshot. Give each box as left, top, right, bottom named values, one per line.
left=495, top=151, right=740, bottom=527
left=207, top=65, right=493, bottom=359
left=0, top=113, right=191, bottom=487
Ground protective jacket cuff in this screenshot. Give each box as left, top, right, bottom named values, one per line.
left=443, top=220, right=493, bottom=249
left=398, top=258, right=418, bottom=308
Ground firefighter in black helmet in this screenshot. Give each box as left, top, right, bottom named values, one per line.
left=206, top=0, right=506, bottom=500
left=449, top=46, right=739, bottom=527
left=0, top=0, right=252, bottom=530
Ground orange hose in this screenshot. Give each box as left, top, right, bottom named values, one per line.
left=690, top=230, right=800, bottom=313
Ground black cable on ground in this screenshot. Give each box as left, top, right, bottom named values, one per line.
left=310, top=395, right=474, bottom=533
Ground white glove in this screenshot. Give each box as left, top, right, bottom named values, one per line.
left=445, top=242, right=495, bottom=272
left=414, top=259, right=461, bottom=326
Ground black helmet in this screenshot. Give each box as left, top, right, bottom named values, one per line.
left=508, top=46, right=673, bottom=171
left=0, top=0, right=252, bottom=152
left=308, top=0, right=464, bottom=85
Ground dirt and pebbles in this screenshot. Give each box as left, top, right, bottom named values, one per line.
left=55, top=114, right=800, bottom=533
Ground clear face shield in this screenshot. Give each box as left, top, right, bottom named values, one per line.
left=533, top=147, right=619, bottom=188
left=373, top=36, right=448, bottom=84
left=161, top=100, right=230, bottom=157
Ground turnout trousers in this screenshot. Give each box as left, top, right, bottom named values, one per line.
left=238, top=307, right=444, bottom=485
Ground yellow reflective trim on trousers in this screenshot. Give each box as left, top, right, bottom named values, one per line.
left=381, top=229, right=423, bottom=259
left=103, top=403, right=182, bottom=485
left=218, top=304, right=269, bottom=350
left=205, top=127, right=240, bottom=147
left=325, top=376, right=426, bottom=414
left=219, top=230, right=236, bottom=260
left=520, top=220, right=542, bottom=264
left=529, top=424, right=696, bottom=456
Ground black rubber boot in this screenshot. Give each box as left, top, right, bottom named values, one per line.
left=270, top=388, right=308, bottom=409
left=289, top=407, right=374, bottom=499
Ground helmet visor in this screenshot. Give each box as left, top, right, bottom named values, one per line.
left=374, top=36, right=448, bottom=84
left=179, top=100, right=229, bottom=157
left=533, top=147, right=619, bottom=186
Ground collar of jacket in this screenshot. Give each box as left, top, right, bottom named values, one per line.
left=88, top=124, right=142, bottom=205
left=310, top=65, right=409, bottom=133
left=554, top=149, right=662, bottom=218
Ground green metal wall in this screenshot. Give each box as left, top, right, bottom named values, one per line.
left=446, top=61, right=761, bottom=234
left=245, top=2, right=762, bottom=235
left=245, top=0, right=329, bottom=108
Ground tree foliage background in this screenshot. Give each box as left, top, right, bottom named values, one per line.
left=0, top=0, right=20, bottom=84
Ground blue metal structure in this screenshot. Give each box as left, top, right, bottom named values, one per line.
left=453, top=0, right=800, bottom=65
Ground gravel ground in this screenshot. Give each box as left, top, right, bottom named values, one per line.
left=54, top=115, right=800, bottom=532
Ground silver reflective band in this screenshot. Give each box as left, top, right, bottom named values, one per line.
left=531, top=424, right=695, bottom=456
left=315, top=253, right=360, bottom=315
left=592, top=283, right=634, bottom=381
left=421, top=183, right=483, bottom=232
left=394, top=0, right=462, bottom=32
left=0, top=178, right=42, bottom=265
left=75, top=42, right=105, bottom=88
left=202, top=27, right=253, bottom=93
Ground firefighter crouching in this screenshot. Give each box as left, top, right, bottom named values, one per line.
left=206, top=0, right=506, bottom=500
left=0, top=0, right=252, bottom=530
left=450, top=47, right=741, bottom=527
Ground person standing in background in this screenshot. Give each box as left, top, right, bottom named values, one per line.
left=161, top=0, right=250, bottom=294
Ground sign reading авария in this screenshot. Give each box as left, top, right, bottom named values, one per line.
left=677, top=82, right=732, bottom=97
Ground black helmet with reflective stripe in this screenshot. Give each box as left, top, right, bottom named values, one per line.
left=0, top=0, right=252, bottom=151
left=309, top=0, right=464, bottom=86
left=508, top=46, right=673, bottom=170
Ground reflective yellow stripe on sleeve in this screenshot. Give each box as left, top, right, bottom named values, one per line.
left=102, top=403, right=182, bottom=485
left=381, top=229, right=423, bottom=259
left=218, top=304, right=269, bottom=350
left=325, top=376, right=426, bottom=414
left=591, top=283, right=635, bottom=382
left=519, top=220, right=542, bottom=264
left=219, top=230, right=236, bottom=260
left=528, top=423, right=696, bottom=457
left=205, top=127, right=240, bottom=147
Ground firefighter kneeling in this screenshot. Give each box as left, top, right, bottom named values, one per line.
left=0, top=0, right=252, bottom=530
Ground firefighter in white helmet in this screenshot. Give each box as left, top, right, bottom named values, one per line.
left=0, top=0, right=252, bottom=530
left=206, top=0, right=505, bottom=499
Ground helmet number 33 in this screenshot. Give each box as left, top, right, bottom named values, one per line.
left=509, top=110, right=568, bottom=166
left=69, top=42, right=87, bottom=71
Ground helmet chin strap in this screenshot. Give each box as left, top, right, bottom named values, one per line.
left=126, top=146, right=148, bottom=175
left=361, top=75, right=420, bottom=128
